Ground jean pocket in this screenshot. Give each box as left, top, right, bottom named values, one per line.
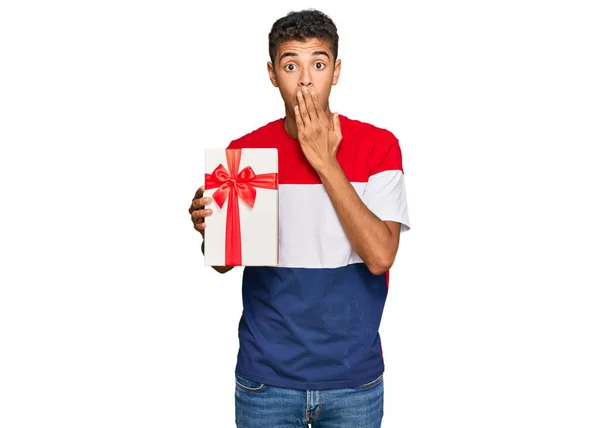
left=352, top=373, right=383, bottom=390
left=235, top=375, right=266, bottom=393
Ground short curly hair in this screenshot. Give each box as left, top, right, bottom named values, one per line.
left=268, top=9, right=339, bottom=64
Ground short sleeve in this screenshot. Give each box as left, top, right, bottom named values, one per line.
left=362, top=130, right=411, bottom=233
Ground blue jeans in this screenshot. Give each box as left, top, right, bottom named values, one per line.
left=235, top=373, right=384, bottom=427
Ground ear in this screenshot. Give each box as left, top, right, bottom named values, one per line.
left=267, top=62, right=279, bottom=87
left=332, top=59, right=342, bottom=86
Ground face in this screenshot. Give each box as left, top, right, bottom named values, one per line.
left=267, top=38, right=341, bottom=115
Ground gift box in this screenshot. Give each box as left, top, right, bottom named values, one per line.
left=203, top=148, right=279, bottom=266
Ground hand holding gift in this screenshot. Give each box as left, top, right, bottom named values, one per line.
left=189, top=185, right=213, bottom=238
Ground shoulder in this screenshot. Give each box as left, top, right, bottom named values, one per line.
left=340, top=114, right=399, bottom=156
left=341, top=115, right=403, bottom=174
left=227, top=118, right=283, bottom=149
left=340, top=114, right=398, bottom=143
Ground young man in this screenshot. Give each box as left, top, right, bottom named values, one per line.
left=189, top=9, right=410, bottom=428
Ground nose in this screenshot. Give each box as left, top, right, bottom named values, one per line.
left=298, top=68, right=312, bottom=87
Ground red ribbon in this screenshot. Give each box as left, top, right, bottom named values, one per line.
left=205, top=149, right=278, bottom=266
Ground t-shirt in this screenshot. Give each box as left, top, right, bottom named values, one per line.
left=227, top=114, right=410, bottom=390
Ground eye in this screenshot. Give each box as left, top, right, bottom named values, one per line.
left=284, top=63, right=296, bottom=71
left=314, top=62, right=326, bottom=70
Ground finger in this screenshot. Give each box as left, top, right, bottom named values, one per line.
left=193, top=185, right=204, bottom=199
left=296, top=89, right=311, bottom=124
left=191, top=196, right=212, bottom=210
left=191, top=208, right=213, bottom=221
left=303, top=87, right=318, bottom=120
left=194, top=222, right=206, bottom=236
left=308, top=89, right=321, bottom=119
left=190, top=200, right=203, bottom=216
left=190, top=199, right=202, bottom=213
left=333, top=112, right=341, bottom=133
left=189, top=186, right=205, bottom=214
left=293, top=104, right=304, bottom=132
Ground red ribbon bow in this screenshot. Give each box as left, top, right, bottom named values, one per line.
left=205, top=149, right=278, bottom=266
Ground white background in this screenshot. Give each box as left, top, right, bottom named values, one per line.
left=1, top=0, right=599, bottom=427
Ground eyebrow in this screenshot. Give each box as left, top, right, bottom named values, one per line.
left=279, top=51, right=331, bottom=62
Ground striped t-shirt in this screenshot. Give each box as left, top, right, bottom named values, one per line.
left=228, top=114, right=410, bottom=389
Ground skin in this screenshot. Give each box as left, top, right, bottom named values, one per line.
left=266, top=38, right=340, bottom=141
left=190, top=38, right=401, bottom=275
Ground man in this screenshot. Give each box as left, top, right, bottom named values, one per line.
left=189, top=9, right=410, bottom=428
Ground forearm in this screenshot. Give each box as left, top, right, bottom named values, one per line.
left=317, top=161, right=394, bottom=275
left=212, top=265, right=234, bottom=274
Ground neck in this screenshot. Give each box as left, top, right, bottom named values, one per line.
left=283, top=105, right=333, bottom=140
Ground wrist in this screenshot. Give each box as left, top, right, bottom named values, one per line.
left=316, top=158, right=340, bottom=179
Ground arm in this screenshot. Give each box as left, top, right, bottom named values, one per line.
left=293, top=87, right=406, bottom=275
left=317, top=162, right=401, bottom=275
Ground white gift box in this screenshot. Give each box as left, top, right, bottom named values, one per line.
left=203, top=148, right=279, bottom=266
